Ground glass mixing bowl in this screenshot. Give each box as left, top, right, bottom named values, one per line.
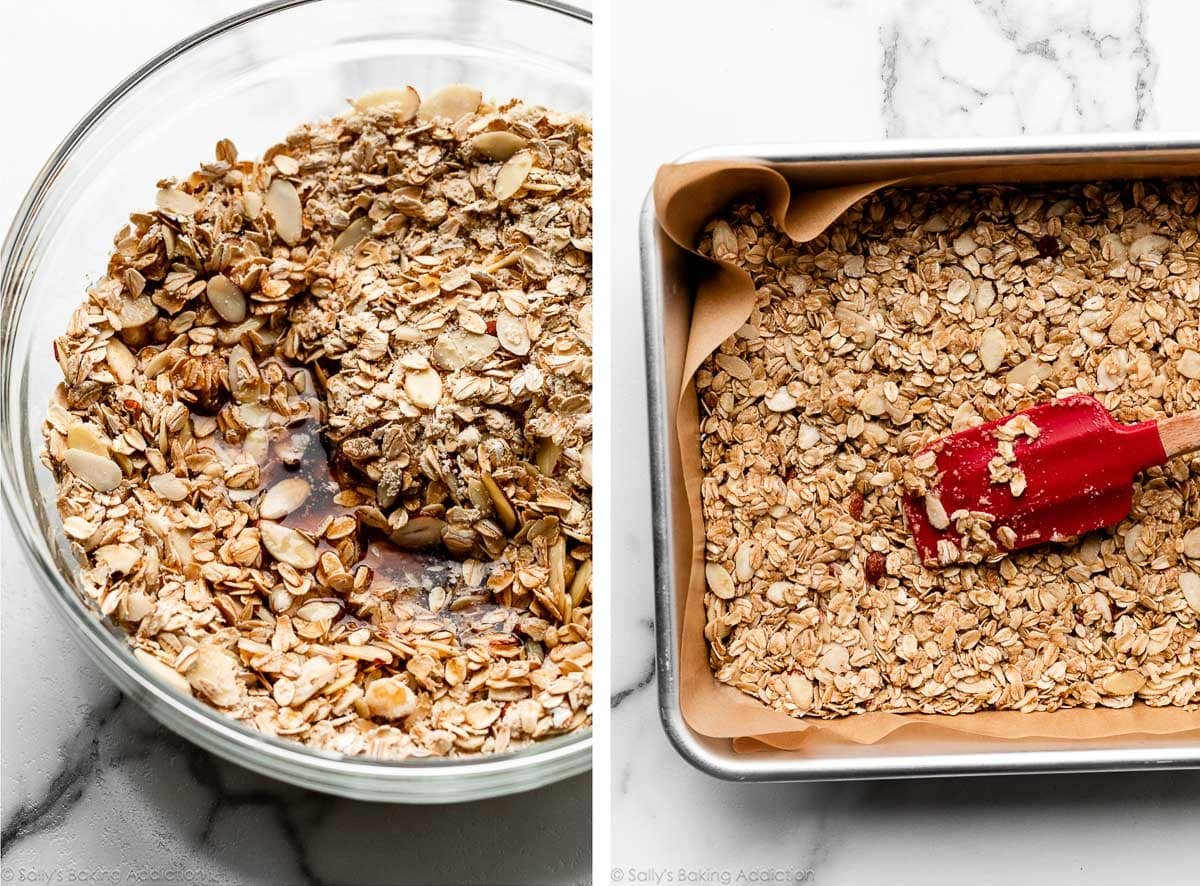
left=0, top=0, right=591, bottom=803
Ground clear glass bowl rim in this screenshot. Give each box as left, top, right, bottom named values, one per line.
left=0, top=0, right=592, bottom=803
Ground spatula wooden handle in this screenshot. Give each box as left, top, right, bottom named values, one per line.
left=1157, top=411, right=1200, bottom=459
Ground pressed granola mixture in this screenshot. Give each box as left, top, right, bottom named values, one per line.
left=696, top=179, right=1200, bottom=719
left=43, top=85, right=592, bottom=759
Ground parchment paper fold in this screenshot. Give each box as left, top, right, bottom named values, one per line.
left=653, top=152, right=1200, bottom=752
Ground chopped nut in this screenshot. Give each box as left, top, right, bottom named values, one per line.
left=365, top=676, right=417, bottom=720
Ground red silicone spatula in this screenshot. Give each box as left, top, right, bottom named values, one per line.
left=903, top=394, right=1200, bottom=566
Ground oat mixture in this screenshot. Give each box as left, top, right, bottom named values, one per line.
left=43, top=85, right=592, bottom=759
left=696, top=179, right=1200, bottom=719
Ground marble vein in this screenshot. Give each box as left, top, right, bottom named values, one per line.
left=1, top=692, right=125, bottom=856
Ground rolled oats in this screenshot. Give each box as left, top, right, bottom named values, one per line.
left=43, top=85, right=592, bottom=760
left=696, top=180, right=1200, bottom=720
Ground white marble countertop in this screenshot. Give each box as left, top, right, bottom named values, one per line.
left=0, top=2, right=589, bottom=885
left=611, top=1, right=1198, bottom=883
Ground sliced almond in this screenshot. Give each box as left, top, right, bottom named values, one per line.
left=472, top=131, right=527, bottom=161
left=785, top=672, right=814, bottom=712
left=332, top=216, right=373, bottom=252
left=242, top=191, right=263, bottom=219
left=390, top=515, right=447, bottom=549
left=353, top=86, right=421, bottom=120
left=432, top=330, right=499, bottom=370
left=106, top=338, right=137, bottom=384
left=979, top=327, right=1007, bottom=373
left=416, top=84, right=481, bottom=122
left=296, top=600, right=342, bottom=623
left=796, top=425, right=820, bottom=450
left=259, top=520, right=318, bottom=569
left=1006, top=357, right=1048, bottom=389
left=536, top=437, right=563, bottom=476
left=1098, top=670, right=1146, bottom=696
left=1183, top=528, right=1200, bottom=559
left=1180, top=571, right=1200, bottom=614
left=94, top=543, right=140, bottom=575
left=405, top=367, right=442, bottom=409
left=260, top=477, right=311, bottom=520
left=67, top=422, right=110, bottom=456
left=570, top=558, right=592, bottom=607
left=64, top=448, right=122, bottom=492
left=705, top=562, right=736, bottom=600
left=118, top=295, right=157, bottom=329
left=924, top=494, right=950, bottom=530
left=580, top=442, right=592, bottom=487
left=265, top=178, right=303, bottom=246
left=155, top=187, right=200, bottom=216
left=493, top=151, right=534, bottom=201
left=495, top=311, right=530, bottom=355
left=465, top=700, right=501, bottom=729
left=205, top=274, right=247, bottom=323
left=148, top=473, right=189, bottom=501
left=186, top=644, right=241, bottom=707
left=480, top=472, right=518, bottom=534
left=272, top=154, right=299, bottom=175
left=134, top=649, right=192, bottom=695
left=62, top=516, right=98, bottom=540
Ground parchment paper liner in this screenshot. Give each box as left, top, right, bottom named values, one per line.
left=653, top=153, right=1200, bottom=753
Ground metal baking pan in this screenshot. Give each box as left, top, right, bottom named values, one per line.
left=640, top=132, right=1200, bottom=781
